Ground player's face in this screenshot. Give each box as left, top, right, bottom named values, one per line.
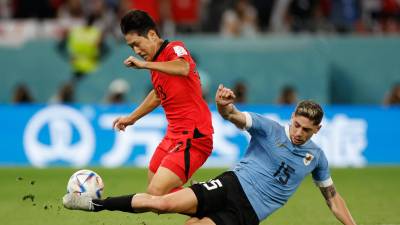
left=124, top=30, right=159, bottom=61
left=289, top=115, right=321, bottom=145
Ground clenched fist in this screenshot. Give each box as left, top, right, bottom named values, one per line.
left=124, top=56, right=147, bottom=69
left=215, top=84, right=236, bottom=106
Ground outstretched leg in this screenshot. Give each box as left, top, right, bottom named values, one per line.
left=63, top=187, right=198, bottom=215
left=131, top=188, right=197, bottom=214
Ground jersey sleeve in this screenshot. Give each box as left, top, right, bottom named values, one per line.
left=312, top=150, right=333, bottom=187
left=245, top=112, right=278, bottom=137
left=165, top=43, right=191, bottom=62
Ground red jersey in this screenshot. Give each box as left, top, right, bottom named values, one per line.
left=151, top=40, right=213, bottom=137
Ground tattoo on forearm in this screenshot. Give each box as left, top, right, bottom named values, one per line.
left=320, top=185, right=337, bottom=208
left=321, top=185, right=337, bottom=199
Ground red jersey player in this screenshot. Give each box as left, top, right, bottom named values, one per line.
left=113, top=10, right=213, bottom=195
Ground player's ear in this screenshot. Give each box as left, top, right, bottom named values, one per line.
left=147, top=30, right=158, bottom=41
left=314, top=124, right=322, bottom=134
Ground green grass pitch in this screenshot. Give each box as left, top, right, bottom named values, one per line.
left=0, top=167, right=399, bottom=225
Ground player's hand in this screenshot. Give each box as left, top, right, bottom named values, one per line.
left=124, top=56, right=147, bottom=69
left=215, top=84, right=236, bottom=106
left=112, top=116, right=135, bottom=132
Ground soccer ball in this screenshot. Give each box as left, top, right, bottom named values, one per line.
left=66, top=169, right=104, bottom=199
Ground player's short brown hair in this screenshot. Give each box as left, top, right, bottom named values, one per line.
left=294, top=100, right=324, bottom=125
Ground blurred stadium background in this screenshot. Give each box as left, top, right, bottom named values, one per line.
left=0, top=0, right=400, bottom=224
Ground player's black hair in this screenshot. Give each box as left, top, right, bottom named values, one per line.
left=120, top=10, right=159, bottom=37
left=294, top=100, right=324, bottom=125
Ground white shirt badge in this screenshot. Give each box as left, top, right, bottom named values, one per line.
left=173, top=46, right=188, bottom=57
left=303, top=153, right=314, bottom=166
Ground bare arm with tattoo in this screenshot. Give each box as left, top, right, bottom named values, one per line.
left=319, top=184, right=357, bottom=225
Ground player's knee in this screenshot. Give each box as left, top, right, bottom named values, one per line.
left=155, top=196, right=175, bottom=212
left=147, top=185, right=166, bottom=196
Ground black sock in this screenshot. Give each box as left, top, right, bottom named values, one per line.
left=92, top=194, right=135, bottom=213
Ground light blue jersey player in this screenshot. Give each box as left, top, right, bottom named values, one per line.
left=63, top=84, right=357, bottom=225
left=234, top=111, right=332, bottom=220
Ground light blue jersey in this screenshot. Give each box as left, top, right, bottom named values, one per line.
left=233, top=112, right=332, bottom=221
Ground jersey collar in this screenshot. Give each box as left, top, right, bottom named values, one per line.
left=152, top=40, right=169, bottom=62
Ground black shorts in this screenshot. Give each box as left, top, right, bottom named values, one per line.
left=190, top=171, right=259, bottom=225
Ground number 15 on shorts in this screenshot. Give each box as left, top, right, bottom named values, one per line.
left=201, top=179, right=223, bottom=191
